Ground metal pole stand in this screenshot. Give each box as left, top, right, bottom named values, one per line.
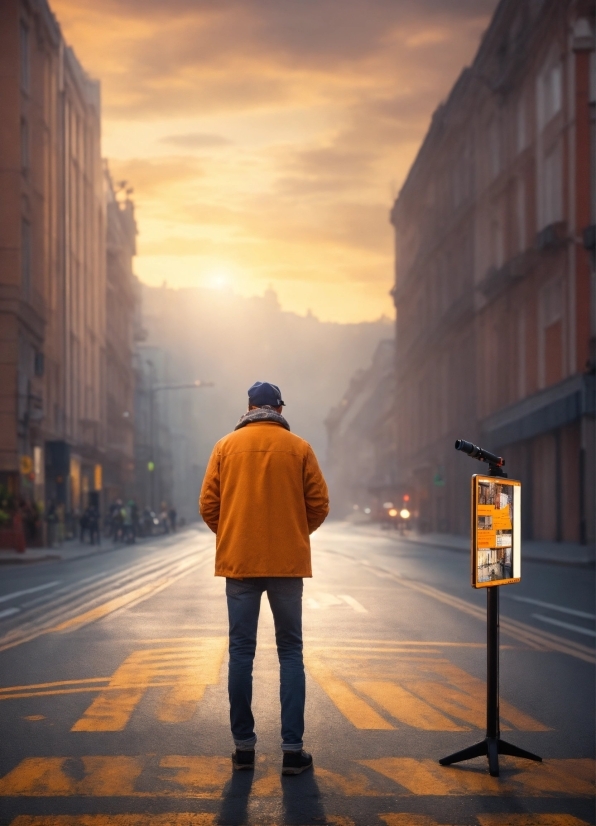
left=439, top=462, right=542, bottom=777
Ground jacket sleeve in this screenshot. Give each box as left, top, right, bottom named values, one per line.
left=303, top=445, right=330, bottom=534
left=199, top=446, right=221, bottom=533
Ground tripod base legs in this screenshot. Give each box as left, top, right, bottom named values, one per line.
left=439, top=737, right=542, bottom=777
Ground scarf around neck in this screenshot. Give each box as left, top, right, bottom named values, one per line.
left=234, top=406, right=291, bottom=432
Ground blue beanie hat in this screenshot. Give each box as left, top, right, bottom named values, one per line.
left=248, top=381, right=285, bottom=407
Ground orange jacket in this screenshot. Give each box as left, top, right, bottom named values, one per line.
left=199, top=421, right=329, bottom=577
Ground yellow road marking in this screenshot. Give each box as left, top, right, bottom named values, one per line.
left=72, top=639, right=227, bottom=731
left=0, top=549, right=212, bottom=652
left=408, top=680, right=489, bottom=729
left=355, top=681, right=469, bottom=731
left=381, top=816, right=447, bottom=826
left=0, top=755, right=594, bottom=798
left=381, top=818, right=591, bottom=826
left=477, top=817, right=592, bottom=825
left=414, top=661, right=549, bottom=732
left=0, top=683, right=186, bottom=701
left=0, top=756, right=143, bottom=796
left=0, top=677, right=108, bottom=694
left=51, top=580, right=176, bottom=633
left=10, top=817, right=216, bottom=825
left=387, top=576, right=596, bottom=664
left=306, top=652, right=547, bottom=733
left=360, top=757, right=596, bottom=796
left=8, top=817, right=590, bottom=826
left=303, top=639, right=510, bottom=647
left=305, top=656, right=395, bottom=729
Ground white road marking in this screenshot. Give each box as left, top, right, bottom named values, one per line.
left=306, top=598, right=321, bottom=609
left=339, top=594, right=368, bottom=613
left=0, top=607, right=20, bottom=620
left=505, top=594, right=595, bottom=619
left=0, top=582, right=60, bottom=604
left=532, top=614, right=596, bottom=637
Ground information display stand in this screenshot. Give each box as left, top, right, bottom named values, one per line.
left=439, top=440, right=542, bottom=777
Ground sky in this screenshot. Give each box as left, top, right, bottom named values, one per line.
left=53, top=0, right=499, bottom=323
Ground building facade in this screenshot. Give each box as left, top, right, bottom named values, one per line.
left=390, top=0, right=595, bottom=542
left=104, top=168, right=137, bottom=504
left=0, top=0, right=138, bottom=539
left=325, top=339, right=396, bottom=519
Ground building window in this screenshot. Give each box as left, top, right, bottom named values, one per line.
left=542, top=141, right=563, bottom=227
left=489, top=119, right=500, bottom=179
left=538, top=59, right=562, bottom=129
left=491, top=217, right=504, bottom=269
left=21, top=219, right=32, bottom=298
left=517, top=309, right=526, bottom=399
left=539, top=278, right=563, bottom=388
left=516, top=95, right=527, bottom=153
left=20, top=21, right=29, bottom=93
left=20, top=118, right=29, bottom=175
left=516, top=177, right=526, bottom=252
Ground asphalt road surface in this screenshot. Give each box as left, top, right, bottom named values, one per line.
left=0, top=522, right=594, bottom=826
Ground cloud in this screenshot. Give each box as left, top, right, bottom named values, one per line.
left=160, top=132, right=232, bottom=148
left=52, top=0, right=500, bottom=321
left=106, top=156, right=204, bottom=198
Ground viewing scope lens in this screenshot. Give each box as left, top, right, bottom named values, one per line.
left=454, top=439, right=504, bottom=467
left=454, top=439, right=479, bottom=457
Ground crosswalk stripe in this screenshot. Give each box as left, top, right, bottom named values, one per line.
left=71, top=639, right=227, bottom=731
left=355, top=681, right=468, bottom=731
left=7, top=815, right=592, bottom=826
left=0, top=755, right=593, bottom=798
left=360, top=757, right=596, bottom=796
left=305, top=656, right=395, bottom=730
left=9, top=816, right=217, bottom=825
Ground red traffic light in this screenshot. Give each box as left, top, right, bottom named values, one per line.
left=403, top=494, right=410, bottom=502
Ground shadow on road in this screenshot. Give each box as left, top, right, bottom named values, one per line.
left=282, top=770, right=326, bottom=824
left=217, top=766, right=327, bottom=825
left=218, top=767, right=254, bottom=825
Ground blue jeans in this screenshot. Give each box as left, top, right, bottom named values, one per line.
left=226, top=576, right=305, bottom=752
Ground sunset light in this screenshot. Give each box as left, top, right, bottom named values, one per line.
left=50, top=0, right=497, bottom=323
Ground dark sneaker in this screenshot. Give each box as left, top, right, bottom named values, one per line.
left=232, top=749, right=255, bottom=770
left=282, top=749, right=313, bottom=775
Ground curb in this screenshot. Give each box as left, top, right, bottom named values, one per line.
left=0, top=525, right=208, bottom=567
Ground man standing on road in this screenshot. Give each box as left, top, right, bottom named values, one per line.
left=200, top=381, right=329, bottom=775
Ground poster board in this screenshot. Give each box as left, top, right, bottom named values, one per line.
left=472, top=475, right=521, bottom=588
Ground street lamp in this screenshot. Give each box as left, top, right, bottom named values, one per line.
left=146, top=376, right=214, bottom=511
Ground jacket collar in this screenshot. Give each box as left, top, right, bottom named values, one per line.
left=234, top=406, right=290, bottom=432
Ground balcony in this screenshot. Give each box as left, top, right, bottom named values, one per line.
left=535, top=221, right=567, bottom=252
left=478, top=248, right=538, bottom=300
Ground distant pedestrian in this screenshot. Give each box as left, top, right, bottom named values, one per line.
left=159, top=505, right=169, bottom=534
left=123, top=501, right=136, bottom=544
left=88, top=506, right=101, bottom=545
left=169, top=506, right=177, bottom=532
left=200, top=381, right=329, bottom=775
left=45, top=500, right=58, bottom=547
left=80, top=508, right=90, bottom=543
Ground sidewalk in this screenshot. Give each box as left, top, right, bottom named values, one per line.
left=0, top=523, right=210, bottom=566
left=352, top=523, right=596, bottom=567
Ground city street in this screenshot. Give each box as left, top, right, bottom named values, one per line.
left=0, top=523, right=593, bottom=826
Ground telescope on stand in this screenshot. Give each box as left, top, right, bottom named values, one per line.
left=439, top=439, right=542, bottom=777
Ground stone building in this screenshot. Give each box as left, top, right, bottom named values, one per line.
left=390, top=0, right=595, bottom=542
left=104, top=168, right=137, bottom=505
left=0, top=0, right=139, bottom=538
left=133, top=343, right=174, bottom=514
left=0, top=0, right=105, bottom=518
left=325, top=339, right=396, bottom=518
